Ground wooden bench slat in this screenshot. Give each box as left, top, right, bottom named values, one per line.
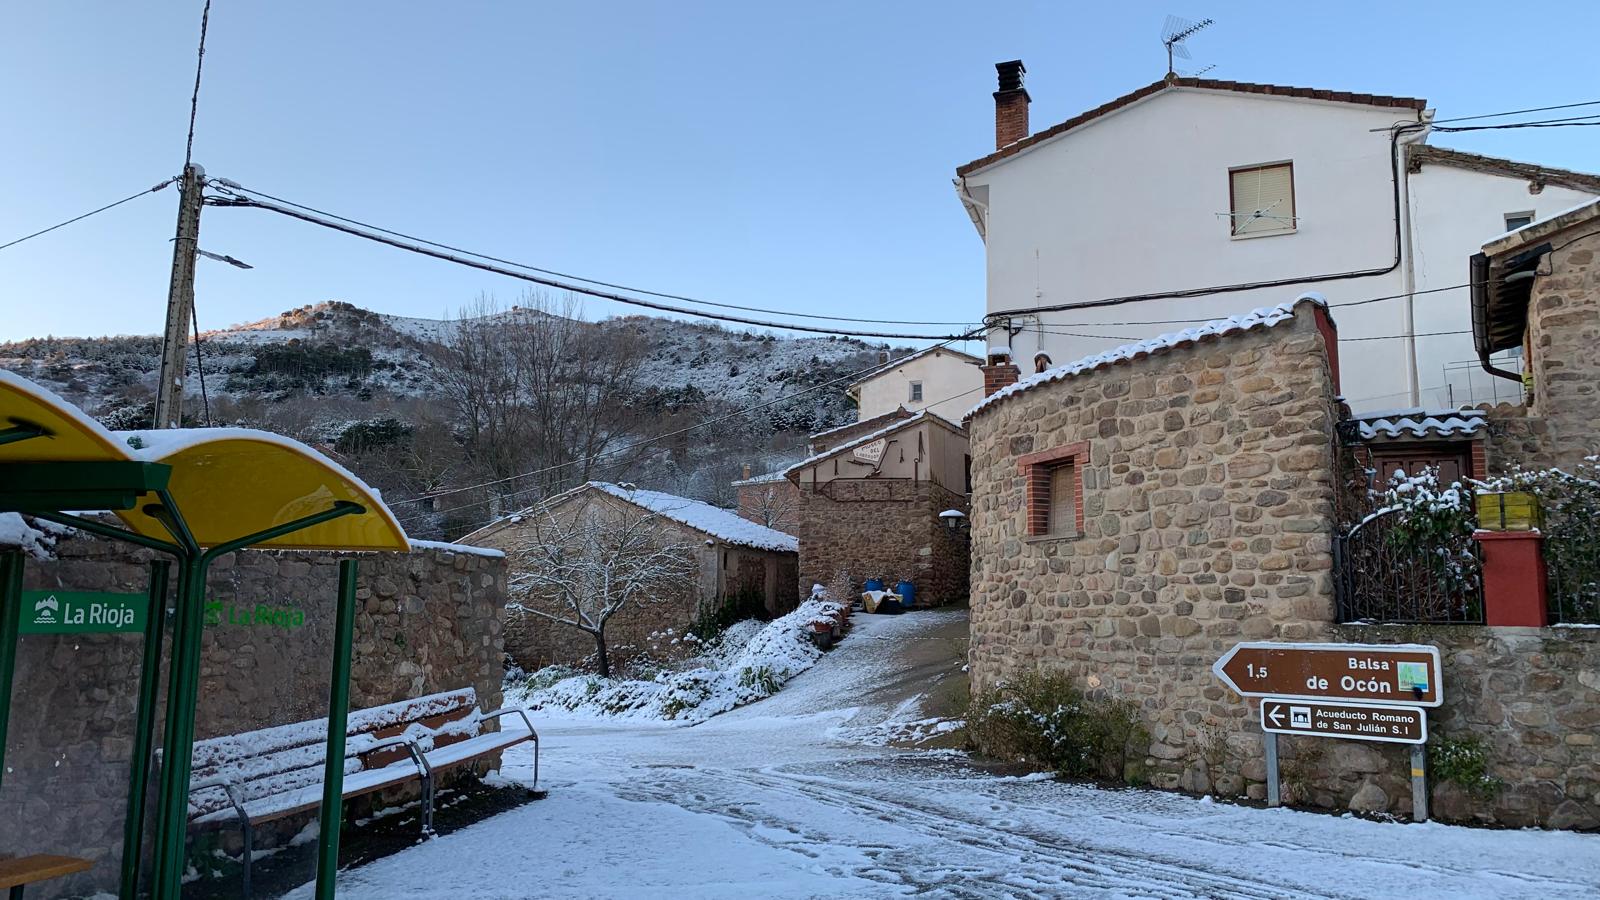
left=0, top=855, right=93, bottom=889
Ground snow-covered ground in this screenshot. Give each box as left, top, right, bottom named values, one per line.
left=292, top=610, right=1600, bottom=899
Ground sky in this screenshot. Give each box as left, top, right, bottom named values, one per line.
left=2, top=1, right=1597, bottom=344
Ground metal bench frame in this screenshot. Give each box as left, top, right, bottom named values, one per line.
left=188, top=711, right=539, bottom=898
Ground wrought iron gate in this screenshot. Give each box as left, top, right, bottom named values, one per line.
left=1333, top=507, right=1484, bottom=624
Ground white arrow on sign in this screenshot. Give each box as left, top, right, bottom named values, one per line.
left=1267, top=706, right=1285, bottom=728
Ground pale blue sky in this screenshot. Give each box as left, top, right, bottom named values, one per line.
left=3, top=1, right=1596, bottom=342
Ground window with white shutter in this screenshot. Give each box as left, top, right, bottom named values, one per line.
left=1049, top=463, right=1076, bottom=536
left=1229, top=162, right=1296, bottom=237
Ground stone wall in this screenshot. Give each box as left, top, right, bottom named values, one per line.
left=966, top=305, right=1343, bottom=799
left=795, top=478, right=969, bottom=603
left=1527, top=230, right=1600, bottom=468
left=1479, top=403, right=1552, bottom=476
left=0, top=534, right=507, bottom=899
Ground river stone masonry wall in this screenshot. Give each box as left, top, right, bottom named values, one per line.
left=966, top=305, right=1343, bottom=801
left=0, top=532, right=507, bottom=900
left=795, top=478, right=969, bottom=604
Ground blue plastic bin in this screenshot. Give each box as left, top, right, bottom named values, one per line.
left=894, top=579, right=916, bottom=608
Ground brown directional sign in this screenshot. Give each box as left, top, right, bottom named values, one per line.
left=1260, top=699, right=1428, bottom=745
left=1213, top=641, right=1442, bottom=707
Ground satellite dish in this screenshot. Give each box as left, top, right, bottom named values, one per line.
left=1161, top=15, right=1215, bottom=76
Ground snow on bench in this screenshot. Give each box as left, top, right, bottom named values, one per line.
left=183, top=687, right=538, bottom=895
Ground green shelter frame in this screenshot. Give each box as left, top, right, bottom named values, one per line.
left=0, top=372, right=410, bottom=899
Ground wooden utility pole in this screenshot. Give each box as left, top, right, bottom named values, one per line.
left=153, top=163, right=205, bottom=430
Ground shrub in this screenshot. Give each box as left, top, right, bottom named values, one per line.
left=1379, top=467, right=1480, bottom=596
left=687, top=587, right=769, bottom=644
left=965, top=671, right=1148, bottom=781
left=1432, top=734, right=1502, bottom=799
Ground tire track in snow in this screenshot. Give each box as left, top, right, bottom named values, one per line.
left=621, top=763, right=1324, bottom=899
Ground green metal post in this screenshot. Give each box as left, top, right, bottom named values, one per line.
left=315, top=559, right=360, bottom=899
left=0, top=552, right=23, bottom=792
left=149, top=501, right=364, bottom=899
left=119, top=560, right=170, bottom=900
left=151, top=556, right=205, bottom=896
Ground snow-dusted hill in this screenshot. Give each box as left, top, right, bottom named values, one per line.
left=0, top=301, right=911, bottom=532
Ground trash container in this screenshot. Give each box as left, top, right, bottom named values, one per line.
left=894, top=579, right=916, bottom=609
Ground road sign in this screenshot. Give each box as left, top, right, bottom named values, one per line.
left=1213, top=641, right=1442, bottom=707
left=19, top=590, right=145, bottom=634
left=1260, top=698, right=1427, bottom=745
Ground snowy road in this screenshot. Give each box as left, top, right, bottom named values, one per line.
left=299, top=610, right=1600, bottom=899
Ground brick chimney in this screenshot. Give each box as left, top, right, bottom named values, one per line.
left=994, top=60, right=1030, bottom=149
left=981, top=348, right=1020, bottom=397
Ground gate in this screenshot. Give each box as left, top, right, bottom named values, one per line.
left=1333, top=507, right=1483, bottom=624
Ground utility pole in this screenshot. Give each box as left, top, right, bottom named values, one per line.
left=153, top=163, right=205, bottom=429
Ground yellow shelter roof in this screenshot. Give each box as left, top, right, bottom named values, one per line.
left=1, top=371, right=408, bottom=551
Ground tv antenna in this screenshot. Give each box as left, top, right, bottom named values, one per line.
left=1162, top=15, right=1214, bottom=77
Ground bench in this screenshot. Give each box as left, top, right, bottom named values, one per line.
left=183, top=687, right=537, bottom=897
left=0, top=855, right=92, bottom=899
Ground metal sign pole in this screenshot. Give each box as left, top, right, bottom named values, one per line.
left=0, top=551, right=22, bottom=792
left=1411, top=743, right=1429, bottom=822
left=119, top=560, right=171, bottom=900
left=1264, top=731, right=1281, bottom=808
left=316, top=558, right=360, bottom=899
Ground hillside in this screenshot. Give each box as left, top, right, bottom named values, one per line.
left=0, top=301, right=907, bottom=537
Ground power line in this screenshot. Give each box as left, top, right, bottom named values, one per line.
left=1369, top=99, right=1600, bottom=131
left=408, top=379, right=988, bottom=534
left=0, top=180, right=175, bottom=253
left=184, top=0, right=212, bottom=169
left=204, top=181, right=979, bottom=329
left=389, top=330, right=981, bottom=521
left=1435, top=114, right=1600, bottom=133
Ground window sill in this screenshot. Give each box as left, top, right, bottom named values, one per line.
left=1025, top=532, right=1081, bottom=544
left=1229, top=228, right=1296, bottom=241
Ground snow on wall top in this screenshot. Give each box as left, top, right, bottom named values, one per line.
left=586, top=482, right=797, bottom=553
left=731, top=471, right=790, bottom=486
left=967, top=295, right=1325, bottom=421
left=1353, top=407, right=1487, bottom=441
left=409, top=538, right=505, bottom=558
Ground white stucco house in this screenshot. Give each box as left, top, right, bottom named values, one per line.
left=846, top=346, right=984, bottom=421
left=956, top=62, right=1600, bottom=411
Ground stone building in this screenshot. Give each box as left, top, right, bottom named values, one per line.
left=0, top=534, right=508, bottom=899
left=964, top=291, right=1600, bottom=828
left=786, top=411, right=970, bottom=604
left=464, top=482, right=798, bottom=671
left=1473, top=196, right=1600, bottom=471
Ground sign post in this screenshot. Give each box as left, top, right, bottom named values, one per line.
left=1214, top=641, right=1442, bottom=822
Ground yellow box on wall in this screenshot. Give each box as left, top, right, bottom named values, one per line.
left=1475, top=491, right=1544, bottom=532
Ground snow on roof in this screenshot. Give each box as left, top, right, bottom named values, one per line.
left=1352, top=407, right=1487, bottom=441
left=784, top=409, right=964, bottom=477
left=731, top=471, right=790, bottom=486
left=808, top=407, right=913, bottom=441
left=585, top=482, right=797, bottom=553
left=0, top=368, right=126, bottom=452
left=967, top=295, right=1325, bottom=420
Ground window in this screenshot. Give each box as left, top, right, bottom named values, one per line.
left=1504, top=211, right=1535, bottom=231
left=1048, top=465, right=1076, bottom=535
left=1017, top=441, right=1089, bottom=538
left=909, top=381, right=923, bottom=402
left=1229, top=162, right=1296, bottom=237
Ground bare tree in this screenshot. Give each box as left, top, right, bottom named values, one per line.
left=432, top=291, right=649, bottom=517
left=507, top=492, right=699, bottom=677
left=745, top=483, right=798, bottom=532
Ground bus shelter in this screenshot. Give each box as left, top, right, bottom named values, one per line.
left=0, top=370, right=408, bottom=898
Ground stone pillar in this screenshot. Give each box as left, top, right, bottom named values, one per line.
left=1474, top=530, right=1549, bottom=627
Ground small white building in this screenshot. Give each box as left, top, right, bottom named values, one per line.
left=846, top=346, right=983, bottom=421
left=956, top=63, right=1600, bottom=410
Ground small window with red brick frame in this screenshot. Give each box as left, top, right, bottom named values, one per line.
left=1018, top=441, right=1088, bottom=538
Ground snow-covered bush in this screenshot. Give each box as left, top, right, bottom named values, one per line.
left=965, top=671, right=1147, bottom=782
left=513, top=599, right=833, bottom=723
left=1377, top=467, right=1480, bottom=596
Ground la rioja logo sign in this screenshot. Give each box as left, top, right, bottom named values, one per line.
left=20, top=591, right=145, bottom=634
